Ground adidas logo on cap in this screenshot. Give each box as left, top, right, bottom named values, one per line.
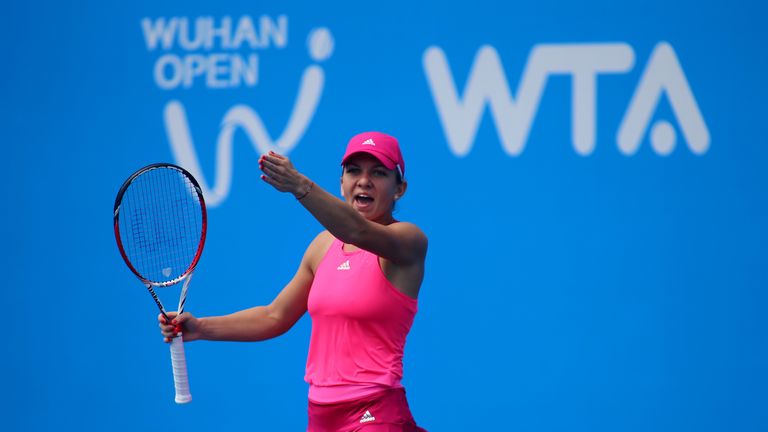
left=361, top=138, right=376, bottom=146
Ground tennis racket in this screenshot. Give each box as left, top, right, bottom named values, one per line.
left=113, top=163, right=207, bottom=404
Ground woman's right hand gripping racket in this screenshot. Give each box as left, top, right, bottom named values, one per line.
left=113, top=163, right=207, bottom=404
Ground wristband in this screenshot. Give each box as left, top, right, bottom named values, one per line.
left=296, top=181, right=314, bottom=201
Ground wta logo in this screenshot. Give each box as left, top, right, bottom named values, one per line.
left=141, top=15, right=334, bottom=207
left=423, top=42, right=710, bottom=157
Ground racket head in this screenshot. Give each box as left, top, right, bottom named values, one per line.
left=113, top=163, right=207, bottom=287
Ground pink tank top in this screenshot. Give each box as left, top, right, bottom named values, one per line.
left=305, top=238, right=418, bottom=403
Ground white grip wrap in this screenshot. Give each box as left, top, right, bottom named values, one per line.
left=170, top=334, right=192, bottom=404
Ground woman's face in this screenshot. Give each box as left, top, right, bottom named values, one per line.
left=341, top=153, right=406, bottom=224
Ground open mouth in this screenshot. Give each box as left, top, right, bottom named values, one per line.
left=354, top=194, right=374, bottom=207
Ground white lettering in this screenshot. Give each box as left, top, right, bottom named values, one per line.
left=207, top=16, right=233, bottom=50
left=232, top=16, right=260, bottom=49
left=260, top=15, right=287, bottom=48
left=617, top=42, right=710, bottom=156
left=141, top=17, right=178, bottom=51
left=182, top=55, right=207, bottom=88
left=178, top=17, right=205, bottom=50
left=141, top=15, right=287, bottom=51
left=537, top=44, right=634, bottom=155
left=424, top=44, right=633, bottom=157
left=424, top=42, right=708, bottom=157
left=206, top=54, right=229, bottom=88
left=230, top=54, right=259, bottom=87
left=153, top=54, right=258, bottom=90
left=154, top=54, right=184, bottom=89
left=424, top=45, right=516, bottom=157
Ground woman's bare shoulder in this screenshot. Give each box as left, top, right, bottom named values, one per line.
left=303, top=230, right=336, bottom=271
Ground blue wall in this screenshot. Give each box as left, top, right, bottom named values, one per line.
left=2, top=1, right=767, bottom=430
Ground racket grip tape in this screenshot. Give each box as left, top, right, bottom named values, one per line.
left=170, top=334, right=192, bottom=404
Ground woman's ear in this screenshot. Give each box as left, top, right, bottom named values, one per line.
left=395, top=181, right=408, bottom=200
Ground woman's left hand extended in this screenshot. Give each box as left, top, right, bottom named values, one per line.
left=259, top=151, right=311, bottom=198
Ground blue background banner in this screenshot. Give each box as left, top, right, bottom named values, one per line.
left=2, top=1, right=767, bottom=430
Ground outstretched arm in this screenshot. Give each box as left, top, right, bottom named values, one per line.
left=258, top=151, right=427, bottom=266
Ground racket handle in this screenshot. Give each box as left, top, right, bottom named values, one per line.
left=170, top=334, right=192, bottom=404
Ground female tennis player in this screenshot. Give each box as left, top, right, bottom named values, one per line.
left=159, top=131, right=428, bottom=431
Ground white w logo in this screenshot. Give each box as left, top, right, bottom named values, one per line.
left=163, top=28, right=334, bottom=207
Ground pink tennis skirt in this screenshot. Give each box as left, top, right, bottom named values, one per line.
left=307, top=387, right=427, bottom=432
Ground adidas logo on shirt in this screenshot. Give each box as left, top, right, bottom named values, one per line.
left=361, top=138, right=376, bottom=146
left=360, top=410, right=375, bottom=423
left=337, top=260, right=351, bottom=270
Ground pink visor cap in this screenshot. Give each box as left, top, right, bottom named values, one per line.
left=341, top=132, right=405, bottom=179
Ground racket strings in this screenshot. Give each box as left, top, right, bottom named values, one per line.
left=118, top=167, right=204, bottom=284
